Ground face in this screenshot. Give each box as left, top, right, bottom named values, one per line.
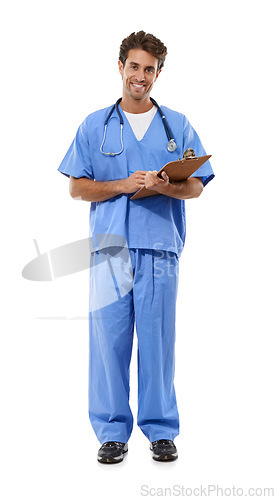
left=118, top=48, right=161, bottom=102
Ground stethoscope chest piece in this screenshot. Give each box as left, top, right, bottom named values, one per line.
left=167, top=139, right=177, bottom=152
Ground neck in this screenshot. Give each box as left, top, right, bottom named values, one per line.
left=120, top=94, right=153, bottom=114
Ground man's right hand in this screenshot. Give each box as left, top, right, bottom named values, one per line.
left=121, top=171, right=147, bottom=194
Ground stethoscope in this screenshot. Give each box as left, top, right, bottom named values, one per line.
left=100, top=97, right=177, bottom=156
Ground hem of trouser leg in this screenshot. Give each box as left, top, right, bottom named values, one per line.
left=99, top=437, right=129, bottom=445
left=149, top=435, right=178, bottom=443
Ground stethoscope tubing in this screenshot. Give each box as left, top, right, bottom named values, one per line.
left=149, top=97, right=174, bottom=144
left=100, top=97, right=177, bottom=156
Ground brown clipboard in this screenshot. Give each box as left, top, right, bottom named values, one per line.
left=130, top=154, right=212, bottom=200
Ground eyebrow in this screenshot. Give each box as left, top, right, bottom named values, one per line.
left=128, top=61, right=156, bottom=71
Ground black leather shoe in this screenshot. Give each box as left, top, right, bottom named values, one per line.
left=150, top=439, right=178, bottom=461
left=97, top=441, right=128, bottom=464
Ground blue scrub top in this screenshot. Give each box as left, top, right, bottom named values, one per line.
left=58, top=103, right=214, bottom=257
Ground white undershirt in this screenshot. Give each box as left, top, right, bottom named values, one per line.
left=123, top=105, right=157, bottom=141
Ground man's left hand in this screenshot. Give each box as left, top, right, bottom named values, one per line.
left=145, top=170, right=170, bottom=193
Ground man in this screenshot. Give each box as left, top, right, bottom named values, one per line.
left=58, top=31, right=214, bottom=464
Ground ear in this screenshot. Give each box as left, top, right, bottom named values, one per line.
left=118, top=60, right=124, bottom=77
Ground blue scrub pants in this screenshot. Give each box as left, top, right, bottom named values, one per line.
left=88, top=247, right=180, bottom=444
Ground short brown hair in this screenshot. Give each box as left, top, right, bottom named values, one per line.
left=119, top=31, right=168, bottom=71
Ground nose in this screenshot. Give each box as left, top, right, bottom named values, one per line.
left=135, top=68, right=145, bottom=81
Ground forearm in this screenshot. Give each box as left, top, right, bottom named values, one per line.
left=70, top=171, right=148, bottom=202
left=69, top=176, right=125, bottom=202
left=160, top=177, right=204, bottom=200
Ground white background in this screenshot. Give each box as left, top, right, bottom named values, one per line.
left=1, top=0, right=275, bottom=498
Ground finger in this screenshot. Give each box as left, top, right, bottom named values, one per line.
left=135, top=170, right=147, bottom=174
left=137, top=174, right=147, bottom=180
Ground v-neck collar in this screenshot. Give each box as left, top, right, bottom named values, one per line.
left=118, top=104, right=159, bottom=143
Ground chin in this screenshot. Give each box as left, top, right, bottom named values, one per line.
left=130, top=90, right=149, bottom=100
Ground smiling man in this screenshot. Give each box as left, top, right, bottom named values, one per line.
left=119, top=49, right=160, bottom=107
left=58, top=31, right=214, bottom=464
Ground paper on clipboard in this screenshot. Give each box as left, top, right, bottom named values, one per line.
left=130, top=154, right=212, bottom=200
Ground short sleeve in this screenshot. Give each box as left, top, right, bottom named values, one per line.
left=57, top=119, right=94, bottom=179
left=183, top=117, right=214, bottom=187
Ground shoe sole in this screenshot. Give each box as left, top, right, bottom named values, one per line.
left=97, top=449, right=128, bottom=464
left=152, top=452, right=178, bottom=462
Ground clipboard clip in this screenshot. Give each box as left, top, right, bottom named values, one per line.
left=180, top=148, right=198, bottom=161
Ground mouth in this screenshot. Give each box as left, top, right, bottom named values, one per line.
left=131, top=82, right=146, bottom=90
